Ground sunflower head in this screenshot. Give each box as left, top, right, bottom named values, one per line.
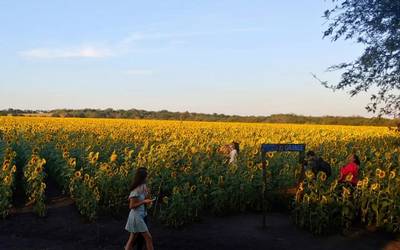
left=389, top=170, right=396, bottom=180
left=2, top=163, right=9, bottom=172
left=318, top=172, right=327, bottom=182
left=35, top=166, right=42, bottom=174
left=305, top=170, right=314, bottom=180
left=342, top=187, right=351, bottom=199
left=345, top=173, right=353, bottom=182
left=4, top=175, right=11, bottom=185
left=371, top=183, right=380, bottom=191
left=356, top=181, right=363, bottom=189
left=110, top=151, right=118, bottom=162
left=74, top=171, right=82, bottom=178
left=378, top=170, right=386, bottom=179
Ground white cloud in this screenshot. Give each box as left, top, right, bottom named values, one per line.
left=125, top=69, right=153, bottom=76
left=18, top=27, right=261, bottom=60
left=19, top=46, right=112, bottom=59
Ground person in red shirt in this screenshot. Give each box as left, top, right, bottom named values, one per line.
left=339, top=154, right=360, bottom=185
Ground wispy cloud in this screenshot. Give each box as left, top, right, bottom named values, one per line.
left=18, top=27, right=261, bottom=60
left=19, top=46, right=112, bottom=59
left=120, top=27, right=263, bottom=45
left=124, top=69, right=153, bottom=76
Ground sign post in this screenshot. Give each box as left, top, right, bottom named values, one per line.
left=260, top=143, right=306, bottom=228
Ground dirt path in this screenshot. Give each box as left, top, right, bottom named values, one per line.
left=0, top=204, right=398, bottom=250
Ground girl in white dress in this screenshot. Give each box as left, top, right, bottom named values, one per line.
left=124, top=167, right=154, bottom=250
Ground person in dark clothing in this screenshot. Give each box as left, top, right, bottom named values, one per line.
left=303, top=151, right=332, bottom=178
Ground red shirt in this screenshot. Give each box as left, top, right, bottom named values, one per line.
left=339, top=162, right=359, bottom=185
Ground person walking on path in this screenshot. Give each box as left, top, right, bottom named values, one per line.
left=124, top=167, right=154, bottom=250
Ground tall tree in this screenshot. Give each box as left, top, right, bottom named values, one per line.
left=322, top=0, right=400, bottom=117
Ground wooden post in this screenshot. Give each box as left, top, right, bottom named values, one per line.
left=260, top=143, right=306, bottom=228
left=261, top=148, right=267, bottom=228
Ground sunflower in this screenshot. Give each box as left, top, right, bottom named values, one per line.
left=371, top=183, right=380, bottom=191
left=305, top=170, right=314, bottom=180
left=69, top=158, right=76, bottom=167
left=377, top=169, right=386, bottom=179
left=172, top=186, right=180, bottom=195
left=89, top=179, right=95, bottom=188
left=267, top=152, right=274, bottom=158
left=95, top=152, right=99, bottom=159
left=345, top=173, right=353, bottom=182
left=362, top=177, right=369, bottom=187
left=74, top=171, right=82, bottom=178
left=3, top=175, right=11, bottom=185
left=110, top=151, right=118, bottom=162
left=342, top=187, right=351, bottom=199
left=63, top=151, right=69, bottom=158
left=356, top=181, right=363, bottom=189
left=84, top=174, right=90, bottom=182
left=190, top=185, right=196, bottom=192
left=170, top=172, right=177, bottom=178
left=11, top=165, right=16, bottom=173
left=34, top=166, right=42, bottom=174
left=361, top=155, right=367, bottom=162
left=330, top=180, right=338, bottom=192
left=2, top=163, right=9, bottom=172
left=389, top=171, right=396, bottom=180
left=319, top=172, right=327, bottom=182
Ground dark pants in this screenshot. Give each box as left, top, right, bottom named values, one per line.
left=134, top=216, right=148, bottom=250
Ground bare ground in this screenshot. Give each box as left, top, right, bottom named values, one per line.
left=0, top=203, right=399, bottom=250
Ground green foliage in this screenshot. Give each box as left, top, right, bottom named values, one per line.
left=322, top=0, right=400, bottom=116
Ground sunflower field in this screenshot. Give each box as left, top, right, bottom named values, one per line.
left=0, top=116, right=399, bottom=233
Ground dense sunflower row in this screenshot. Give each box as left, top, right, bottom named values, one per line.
left=0, top=116, right=398, bottom=231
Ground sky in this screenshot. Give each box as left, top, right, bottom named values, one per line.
left=0, top=0, right=372, bottom=117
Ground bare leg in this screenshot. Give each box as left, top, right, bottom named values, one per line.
left=141, top=231, right=154, bottom=250
left=125, top=233, right=138, bottom=250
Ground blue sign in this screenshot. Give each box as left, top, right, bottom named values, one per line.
left=261, top=144, right=305, bottom=153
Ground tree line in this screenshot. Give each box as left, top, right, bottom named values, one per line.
left=0, top=108, right=397, bottom=127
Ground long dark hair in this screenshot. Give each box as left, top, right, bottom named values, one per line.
left=130, top=167, right=148, bottom=191
left=353, top=154, right=361, bottom=166
left=232, top=141, right=240, bottom=154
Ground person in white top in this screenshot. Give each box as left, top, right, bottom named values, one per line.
left=228, top=142, right=239, bottom=164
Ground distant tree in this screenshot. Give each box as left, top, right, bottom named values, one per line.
left=321, top=0, right=400, bottom=117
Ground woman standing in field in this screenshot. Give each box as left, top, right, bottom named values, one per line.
left=124, top=167, right=154, bottom=250
left=218, top=141, right=240, bottom=164
left=339, top=154, right=360, bottom=186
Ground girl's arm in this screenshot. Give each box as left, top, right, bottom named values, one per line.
left=129, top=197, right=153, bottom=209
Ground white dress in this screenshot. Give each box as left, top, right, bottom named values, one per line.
left=229, top=149, right=238, bottom=164
left=125, top=184, right=148, bottom=233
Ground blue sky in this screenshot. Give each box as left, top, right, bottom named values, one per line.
left=0, top=1, right=371, bottom=116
